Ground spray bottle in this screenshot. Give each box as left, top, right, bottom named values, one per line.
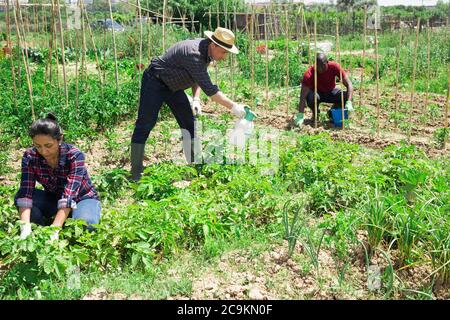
left=229, top=106, right=256, bottom=148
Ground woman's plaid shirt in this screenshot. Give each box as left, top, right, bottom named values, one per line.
left=15, top=143, right=99, bottom=209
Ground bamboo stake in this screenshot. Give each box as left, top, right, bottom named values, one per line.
left=296, top=7, right=301, bottom=73
left=208, top=7, right=212, bottom=31
left=147, top=14, right=152, bottom=62
left=81, top=0, right=103, bottom=88
left=223, top=1, right=227, bottom=30
left=216, top=2, right=220, bottom=28
left=107, top=0, right=119, bottom=92
left=424, top=20, right=431, bottom=113
left=55, top=0, right=69, bottom=110
left=33, top=5, right=38, bottom=33
left=285, top=6, right=289, bottom=116
left=42, top=5, right=47, bottom=34
left=264, top=7, right=269, bottom=104
left=375, top=17, right=380, bottom=137
left=408, top=18, right=420, bottom=142
left=13, top=1, right=35, bottom=120
left=336, top=18, right=345, bottom=129
left=79, top=0, right=86, bottom=84
left=162, top=0, right=167, bottom=51
left=232, top=5, right=238, bottom=101
left=102, top=13, right=107, bottom=84
left=43, top=3, right=55, bottom=96
left=444, top=66, right=449, bottom=148
left=52, top=2, right=61, bottom=95
left=314, top=18, right=317, bottom=128
left=191, top=12, right=195, bottom=33
left=137, top=0, right=143, bottom=85
left=250, top=4, right=255, bottom=108
left=228, top=4, right=234, bottom=101
left=24, top=7, right=30, bottom=35
left=359, top=6, right=367, bottom=111
left=393, top=25, right=403, bottom=130
left=73, top=30, right=79, bottom=111
left=303, top=9, right=311, bottom=66
left=5, top=0, right=18, bottom=113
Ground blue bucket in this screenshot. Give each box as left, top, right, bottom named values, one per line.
left=330, top=108, right=348, bottom=126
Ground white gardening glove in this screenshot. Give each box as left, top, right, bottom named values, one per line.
left=49, top=229, right=60, bottom=242
left=191, top=97, right=202, bottom=116
left=20, top=222, right=32, bottom=240
left=345, top=100, right=353, bottom=112
left=294, top=112, right=305, bottom=127
left=231, top=103, right=246, bottom=118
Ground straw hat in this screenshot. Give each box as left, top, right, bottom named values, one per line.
left=204, top=27, right=239, bottom=54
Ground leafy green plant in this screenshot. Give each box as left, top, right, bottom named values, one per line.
left=433, top=127, right=449, bottom=149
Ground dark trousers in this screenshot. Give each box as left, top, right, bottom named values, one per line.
left=131, top=68, right=195, bottom=161
left=306, top=88, right=348, bottom=119
left=15, top=190, right=101, bottom=228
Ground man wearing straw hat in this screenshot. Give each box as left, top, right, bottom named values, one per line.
left=130, top=27, right=251, bottom=181
left=294, top=52, right=354, bottom=127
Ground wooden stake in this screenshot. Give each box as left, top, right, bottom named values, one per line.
left=137, top=0, right=143, bottom=84
left=13, top=1, right=35, bottom=120
left=359, top=6, right=367, bottom=111
left=5, top=0, right=18, bottom=113
left=52, top=2, right=61, bottom=95
left=250, top=4, right=255, bottom=108
left=33, top=5, right=38, bottom=33
left=285, top=6, right=289, bottom=116
left=216, top=2, right=220, bottom=28
left=162, top=0, right=167, bottom=51
left=107, top=0, right=119, bottom=92
left=81, top=0, right=103, bottom=88
left=73, top=31, right=79, bottom=111
left=444, top=65, right=449, bottom=148
left=55, top=0, right=69, bottom=110
left=424, top=20, right=431, bottom=113
left=147, top=14, right=152, bottom=62
left=393, top=25, right=403, bottom=130
left=43, top=3, right=55, bottom=96
left=303, top=9, right=311, bottom=66
left=208, top=7, right=212, bottom=31
left=374, top=17, right=380, bottom=137
left=314, top=18, right=317, bottom=128
left=264, top=7, right=269, bottom=104
left=336, top=18, right=345, bottom=129
left=79, top=0, right=86, bottom=84
left=408, top=18, right=420, bottom=142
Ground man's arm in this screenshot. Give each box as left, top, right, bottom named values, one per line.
left=298, top=85, right=310, bottom=113
left=210, top=91, right=235, bottom=110
left=191, top=84, right=201, bottom=100
left=343, top=75, right=353, bottom=101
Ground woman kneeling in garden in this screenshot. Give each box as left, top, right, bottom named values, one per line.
left=15, top=114, right=101, bottom=240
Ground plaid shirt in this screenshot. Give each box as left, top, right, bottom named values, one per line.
left=150, top=38, right=219, bottom=96
left=15, top=143, right=99, bottom=210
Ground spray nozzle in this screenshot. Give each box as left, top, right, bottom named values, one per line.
left=244, top=106, right=256, bottom=121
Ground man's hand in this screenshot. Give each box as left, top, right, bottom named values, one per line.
left=294, top=112, right=305, bottom=127
left=231, top=103, right=246, bottom=118
left=345, top=100, right=353, bottom=112
left=19, top=222, right=32, bottom=240
left=191, top=97, right=202, bottom=116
